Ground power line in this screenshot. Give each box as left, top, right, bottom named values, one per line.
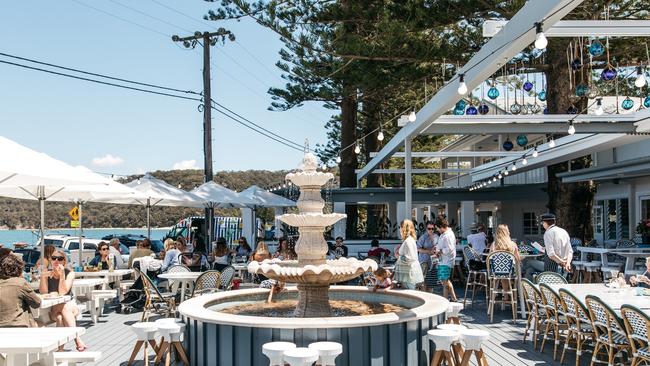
left=69, top=0, right=169, bottom=38
left=107, top=0, right=194, bottom=34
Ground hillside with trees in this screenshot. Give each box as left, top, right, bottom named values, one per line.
left=0, top=169, right=291, bottom=229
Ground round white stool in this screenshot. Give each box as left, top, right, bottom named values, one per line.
left=445, top=302, right=464, bottom=324
left=308, top=341, right=342, bottom=366
left=262, top=342, right=296, bottom=366
left=283, top=347, right=319, bottom=366
left=459, top=328, right=490, bottom=365
left=435, top=324, right=467, bottom=365
left=155, top=322, right=189, bottom=366
left=128, top=322, right=158, bottom=366
left=428, top=329, right=459, bottom=366
left=437, top=323, right=467, bottom=332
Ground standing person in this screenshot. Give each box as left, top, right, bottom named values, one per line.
left=128, top=239, right=154, bottom=268
left=393, top=220, right=424, bottom=290
left=467, top=224, right=488, bottom=254
left=108, top=238, right=126, bottom=269
left=0, top=253, right=41, bottom=327
left=334, top=237, right=348, bottom=258
left=40, top=249, right=86, bottom=351
left=523, top=213, right=573, bottom=278
left=89, top=242, right=111, bottom=270
left=416, top=221, right=438, bottom=292
left=435, top=218, right=458, bottom=302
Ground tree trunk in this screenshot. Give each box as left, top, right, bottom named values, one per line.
left=363, top=96, right=385, bottom=237
left=545, top=38, right=594, bottom=242
left=339, top=89, right=359, bottom=238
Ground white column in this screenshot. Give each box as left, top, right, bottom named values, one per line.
left=460, top=201, right=475, bottom=237
left=397, top=201, right=408, bottom=227
left=404, top=138, right=412, bottom=217
left=274, top=207, right=284, bottom=239
left=240, top=207, right=255, bottom=248
left=333, top=202, right=346, bottom=239
left=446, top=202, right=459, bottom=227
left=415, top=206, right=424, bottom=224
left=388, top=201, right=397, bottom=228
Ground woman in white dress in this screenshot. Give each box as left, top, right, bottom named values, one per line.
left=394, top=219, right=424, bottom=289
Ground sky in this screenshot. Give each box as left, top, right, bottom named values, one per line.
left=0, top=1, right=331, bottom=175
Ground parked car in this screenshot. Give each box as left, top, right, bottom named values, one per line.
left=101, top=234, right=163, bottom=254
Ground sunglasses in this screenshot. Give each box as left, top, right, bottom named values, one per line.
left=427, top=227, right=435, bottom=230
left=51, top=256, right=65, bottom=261
left=100, top=247, right=109, bottom=251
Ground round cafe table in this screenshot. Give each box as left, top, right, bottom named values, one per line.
left=158, top=272, right=202, bottom=302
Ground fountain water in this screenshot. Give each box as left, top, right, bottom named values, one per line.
left=248, top=150, right=377, bottom=317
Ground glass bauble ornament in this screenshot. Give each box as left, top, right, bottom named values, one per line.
left=601, top=67, right=617, bottom=81
left=509, top=103, right=522, bottom=115
left=622, top=97, right=635, bottom=110
left=530, top=103, right=542, bottom=114
left=478, top=103, right=489, bottom=115
left=567, top=105, right=579, bottom=114
left=466, top=106, right=478, bottom=115
left=456, top=100, right=467, bottom=110
left=543, top=107, right=549, bottom=114
left=516, top=134, right=528, bottom=147
left=575, top=84, right=589, bottom=97
left=502, top=139, right=514, bottom=151
left=589, top=40, right=605, bottom=56
left=570, top=58, right=582, bottom=71
left=453, top=107, right=465, bottom=115
left=537, top=90, right=547, bottom=101
left=523, top=81, right=534, bottom=92
left=487, top=87, right=500, bottom=100
left=644, top=96, right=650, bottom=108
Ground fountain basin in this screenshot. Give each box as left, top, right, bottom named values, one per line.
left=179, top=286, right=449, bottom=366
left=278, top=213, right=346, bottom=227
left=248, top=258, right=377, bottom=284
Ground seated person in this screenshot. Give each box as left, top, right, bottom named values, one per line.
left=161, top=239, right=181, bottom=272
left=0, top=252, right=41, bottom=327
left=212, top=237, right=231, bottom=271
left=250, top=241, right=271, bottom=262
left=39, top=250, right=86, bottom=351
left=371, top=267, right=393, bottom=292
left=631, top=257, right=650, bottom=288
left=128, top=239, right=154, bottom=268
left=367, top=239, right=391, bottom=259
left=466, top=224, right=488, bottom=254
left=88, top=241, right=111, bottom=270
left=273, top=237, right=296, bottom=260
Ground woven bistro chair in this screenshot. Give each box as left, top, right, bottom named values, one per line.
left=486, top=250, right=518, bottom=323
left=585, top=295, right=632, bottom=366
left=535, top=271, right=568, bottom=285
left=219, top=266, right=236, bottom=290
left=165, top=264, right=190, bottom=296
left=191, top=270, right=222, bottom=297
left=621, top=304, right=650, bottom=366
left=139, top=268, right=177, bottom=322
left=462, top=245, right=488, bottom=308
left=521, top=278, right=546, bottom=349
left=538, top=283, right=568, bottom=360
left=558, top=288, right=595, bottom=366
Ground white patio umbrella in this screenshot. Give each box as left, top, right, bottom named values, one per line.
left=239, top=185, right=296, bottom=207
left=191, top=181, right=258, bottom=248
left=0, top=136, right=111, bottom=266
left=107, top=174, right=204, bottom=239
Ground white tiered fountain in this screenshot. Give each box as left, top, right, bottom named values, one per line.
left=248, top=150, right=378, bottom=317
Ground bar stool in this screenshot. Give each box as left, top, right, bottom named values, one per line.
left=262, top=342, right=296, bottom=366
left=446, top=302, right=464, bottom=324
left=154, top=319, right=188, bottom=366
left=427, top=329, right=459, bottom=366
left=128, top=322, right=158, bottom=366
left=459, top=328, right=490, bottom=366
left=283, top=347, right=319, bottom=366
left=308, top=342, right=342, bottom=366
left=437, top=324, right=467, bottom=365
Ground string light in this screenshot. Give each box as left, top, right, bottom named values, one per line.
left=595, top=98, right=604, bottom=116
left=532, top=147, right=539, bottom=158
left=549, top=137, right=556, bottom=148
left=498, top=172, right=503, bottom=179
left=457, top=74, right=468, bottom=95
left=408, top=110, right=417, bottom=122
left=511, top=163, right=517, bottom=171
left=336, top=156, right=341, bottom=163
left=354, top=143, right=361, bottom=154
left=568, top=121, right=576, bottom=135
left=504, top=169, right=509, bottom=176
left=522, top=157, right=528, bottom=165
left=534, top=22, right=548, bottom=50
left=635, top=66, right=647, bottom=88
left=377, top=129, right=384, bottom=141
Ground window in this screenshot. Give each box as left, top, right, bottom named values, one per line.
left=641, top=197, right=650, bottom=221
left=598, top=198, right=630, bottom=241
left=523, top=212, right=540, bottom=235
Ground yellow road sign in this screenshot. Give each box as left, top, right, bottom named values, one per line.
left=70, top=220, right=80, bottom=228
left=69, top=206, right=79, bottom=221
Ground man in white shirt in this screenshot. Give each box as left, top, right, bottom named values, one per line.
left=466, top=224, right=488, bottom=254
left=435, top=218, right=458, bottom=302
left=541, top=213, right=573, bottom=272
left=108, top=238, right=126, bottom=269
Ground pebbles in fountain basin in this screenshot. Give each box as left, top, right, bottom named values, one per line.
left=218, top=299, right=407, bottom=317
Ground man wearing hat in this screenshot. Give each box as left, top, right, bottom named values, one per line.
left=540, top=213, right=573, bottom=273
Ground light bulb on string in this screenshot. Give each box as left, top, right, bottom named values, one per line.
left=522, top=157, right=528, bottom=165
left=635, top=66, right=647, bottom=88
left=408, top=110, right=417, bottom=122
left=504, top=169, right=509, bottom=176
left=457, top=74, right=468, bottom=95
left=511, top=163, right=517, bottom=172
left=532, top=147, right=539, bottom=158
left=321, top=164, right=327, bottom=171
left=568, top=121, right=576, bottom=135
left=498, top=173, right=503, bottom=179
left=549, top=138, right=556, bottom=148
left=336, top=156, right=341, bottom=164
left=354, top=144, right=361, bottom=154
left=595, top=98, right=604, bottom=116
left=534, top=22, right=547, bottom=50
left=377, top=129, right=384, bottom=141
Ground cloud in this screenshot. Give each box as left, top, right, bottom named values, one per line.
left=172, top=159, right=200, bottom=170
left=91, top=154, right=124, bottom=167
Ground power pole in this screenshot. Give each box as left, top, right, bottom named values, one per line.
left=172, top=30, right=234, bottom=253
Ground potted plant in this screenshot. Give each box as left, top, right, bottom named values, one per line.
left=636, top=219, right=650, bottom=244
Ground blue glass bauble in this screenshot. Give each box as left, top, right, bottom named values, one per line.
left=575, top=84, right=589, bottom=97
left=456, top=100, right=467, bottom=110
left=523, top=81, right=534, bottom=92
left=487, top=87, right=500, bottom=100
left=510, top=103, right=522, bottom=115
left=543, top=107, right=549, bottom=114
left=538, top=90, right=547, bottom=101
left=571, top=58, right=582, bottom=71
left=622, top=97, right=635, bottom=110
left=466, top=106, right=478, bottom=115
left=516, top=134, right=528, bottom=147
left=567, top=105, right=579, bottom=114
left=601, top=67, right=617, bottom=81
left=644, top=96, right=650, bottom=108
left=453, top=107, right=465, bottom=115
left=589, top=40, right=605, bottom=56
left=503, top=139, right=514, bottom=151
left=478, top=103, right=489, bottom=115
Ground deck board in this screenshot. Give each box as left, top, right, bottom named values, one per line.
left=67, top=286, right=592, bottom=366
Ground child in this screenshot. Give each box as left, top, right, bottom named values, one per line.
left=372, top=267, right=393, bottom=292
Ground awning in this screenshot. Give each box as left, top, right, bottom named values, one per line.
left=557, top=157, right=650, bottom=183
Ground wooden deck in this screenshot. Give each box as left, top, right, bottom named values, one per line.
left=73, top=287, right=588, bottom=366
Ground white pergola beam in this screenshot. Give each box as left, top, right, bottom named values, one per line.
left=369, top=151, right=523, bottom=158
left=484, top=20, right=650, bottom=38
left=356, top=169, right=472, bottom=174
left=357, top=0, right=584, bottom=183
left=424, top=121, right=636, bottom=134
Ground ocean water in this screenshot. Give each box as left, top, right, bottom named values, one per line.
left=0, top=228, right=170, bottom=248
